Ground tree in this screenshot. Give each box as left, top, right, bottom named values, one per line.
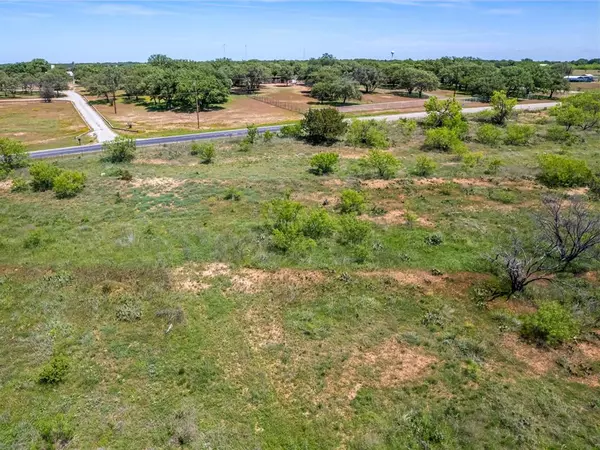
left=40, top=70, right=69, bottom=98
left=336, top=78, right=362, bottom=104
left=177, top=69, right=230, bottom=127
left=532, top=65, right=568, bottom=99
left=26, top=58, right=50, bottom=76
left=468, top=67, right=505, bottom=100
left=0, top=138, right=29, bottom=171
left=101, top=66, right=123, bottom=114
left=413, top=70, right=440, bottom=98
left=559, top=91, right=600, bottom=130
left=492, top=196, right=600, bottom=296
left=490, top=90, right=518, bottom=125
left=423, top=96, right=468, bottom=137
left=353, top=66, right=381, bottom=93
left=301, top=108, right=348, bottom=144
left=102, top=137, right=136, bottom=163
left=550, top=103, right=585, bottom=131
left=148, top=54, right=172, bottom=67
left=40, top=83, right=55, bottom=102
left=500, top=66, right=534, bottom=98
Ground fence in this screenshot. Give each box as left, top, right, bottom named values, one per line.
left=250, top=95, right=308, bottom=113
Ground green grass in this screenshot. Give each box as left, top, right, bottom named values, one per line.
left=1, top=112, right=600, bottom=449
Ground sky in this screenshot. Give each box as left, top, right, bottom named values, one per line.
left=0, top=0, right=598, bottom=63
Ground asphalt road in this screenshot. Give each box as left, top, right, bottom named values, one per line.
left=28, top=102, right=557, bottom=159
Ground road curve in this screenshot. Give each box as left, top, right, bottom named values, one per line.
left=63, top=90, right=117, bottom=143
left=28, top=102, right=557, bottom=159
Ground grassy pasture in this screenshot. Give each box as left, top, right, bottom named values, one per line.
left=1, top=110, right=600, bottom=449
left=0, top=101, right=92, bottom=150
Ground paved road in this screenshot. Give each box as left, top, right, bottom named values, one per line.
left=28, top=102, right=557, bottom=159
left=63, top=90, right=117, bottom=143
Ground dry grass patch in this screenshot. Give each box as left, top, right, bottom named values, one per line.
left=231, top=268, right=325, bottom=294
left=244, top=308, right=285, bottom=350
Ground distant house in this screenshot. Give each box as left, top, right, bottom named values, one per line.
left=564, top=75, right=595, bottom=82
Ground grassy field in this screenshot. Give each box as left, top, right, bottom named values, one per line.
left=1, top=110, right=600, bottom=449
left=0, top=101, right=92, bottom=150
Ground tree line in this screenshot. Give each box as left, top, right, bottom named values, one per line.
left=0, top=58, right=70, bottom=101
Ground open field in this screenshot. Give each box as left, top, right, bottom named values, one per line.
left=0, top=101, right=92, bottom=150
left=2, top=109, right=600, bottom=448
left=569, top=82, right=600, bottom=92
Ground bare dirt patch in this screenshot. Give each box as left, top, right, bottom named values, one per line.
left=169, top=264, right=210, bottom=293
left=360, top=179, right=400, bottom=189
left=321, top=338, right=436, bottom=403
left=500, top=334, right=557, bottom=376
left=361, top=210, right=435, bottom=228
left=0, top=180, right=11, bottom=192
left=231, top=268, right=325, bottom=294
left=136, top=158, right=185, bottom=166
left=130, top=177, right=185, bottom=193
left=244, top=308, right=285, bottom=349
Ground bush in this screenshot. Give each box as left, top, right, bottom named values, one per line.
left=395, top=118, right=417, bottom=138
left=279, top=123, right=303, bottom=139
left=246, top=124, right=259, bottom=144
left=116, top=298, right=142, bottom=322
left=36, top=414, right=74, bottom=449
left=38, top=354, right=69, bottom=384
left=475, top=124, right=503, bottom=146
left=359, top=149, right=401, bottom=179
left=102, top=137, right=136, bottom=163
left=191, top=142, right=216, bottom=163
left=337, top=215, right=371, bottom=245
left=490, top=90, right=517, bottom=125
left=484, top=158, right=504, bottom=175
left=116, top=168, right=133, bottom=181
left=10, top=176, right=28, bottom=192
left=521, top=301, right=579, bottom=346
left=224, top=187, right=242, bottom=201
left=263, top=130, right=275, bottom=143
left=0, top=137, right=29, bottom=171
left=339, top=189, right=365, bottom=214
left=29, top=161, right=62, bottom=191
left=346, top=119, right=389, bottom=148
left=537, top=153, right=593, bottom=188
left=546, top=125, right=577, bottom=145
left=425, top=233, right=443, bottom=246
left=23, top=230, right=43, bottom=249
left=412, top=156, right=437, bottom=177
left=301, top=208, right=336, bottom=239
left=488, top=189, right=516, bottom=204
left=461, top=151, right=483, bottom=169
left=301, top=108, right=348, bottom=144
left=52, top=170, right=86, bottom=198
left=310, top=152, right=339, bottom=175
left=238, top=139, right=253, bottom=152
left=504, top=124, right=536, bottom=145
left=424, top=127, right=467, bottom=154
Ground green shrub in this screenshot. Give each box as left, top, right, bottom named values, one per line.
left=412, top=156, right=437, bottom=177
left=488, top=189, right=516, bottom=204
left=546, top=125, right=577, bottom=145
left=425, top=233, right=443, bottom=246
left=246, top=124, right=259, bottom=144
left=263, top=198, right=311, bottom=252
left=461, top=151, right=483, bottom=169
left=0, top=137, right=29, bottom=170
left=301, top=208, right=336, bottom=239
left=484, top=158, right=504, bottom=175
left=359, top=149, right=401, bottom=179
left=424, top=127, right=467, bottom=154
left=102, top=137, right=136, bottom=163
left=346, top=119, right=389, bottom=148
left=301, top=108, right=348, bottom=144
left=116, top=168, right=133, bottom=181
left=38, top=354, right=69, bottom=384
left=521, top=301, right=579, bottom=346
left=337, top=215, right=371, bottom=245
left=537, top=153, right=593, bottom=187
left=191, top=142, right=216, bottom=163
left=36, top=414, right=74, bottom=449
left=504, top=124, right=536, bottom=145
left=29, top=161, right=62, bottom=192
left=490, top=90, right=518, bottom=125
left=279, top=123, right=303, bottom=139
left=23, top=230, right=43, bottom=249
left=339, top=189, right=365, bottom=214
left=52, top=170, right=86, bottom=199
left=423, top=97, right=468, bottom=137
left=224, top=187, right=242, bottom=201
left=116, top=298, right=142, bottom=322
left=475, top=124, right=503, bottom=146
left=238, top=139, right=252, bottom=152
left=263, top=130, right=275, bottom=142
left=310, top=152, right=339, bottom=175
left=395, top=118, right=417, bottom=138
left=10, top=176, right=28, bottom=192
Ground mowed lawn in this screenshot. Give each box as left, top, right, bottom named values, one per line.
left=0, top=101, right=91, bottom=150
left=1, top=110, right=600, bottom=448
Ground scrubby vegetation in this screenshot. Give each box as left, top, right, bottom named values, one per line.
left=2, top=95, right=600, bottom=449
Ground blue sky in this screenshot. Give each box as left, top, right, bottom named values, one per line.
left=0, top=0, right=598, bottom=63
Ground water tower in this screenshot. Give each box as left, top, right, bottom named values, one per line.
left=391, top=51, right=395, bottom=60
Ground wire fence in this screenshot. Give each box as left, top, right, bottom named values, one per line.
left=250, top=95, right=308, bottom=113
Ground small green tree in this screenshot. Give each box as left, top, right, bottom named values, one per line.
left=301, top=108, right=348, bottom=144
left=413, top=156, right=437, bottom=177
left=29, top=161, right=62, bottom=191
left=490, top=90, right=517, bottom=125
left=504, top=124, right=536, bottom=145
left=550, top=103, right=585, bottom=131
left=537, top=153, right=593, bottom=187
left=423, top=97, right=468, bottom=137
left=339, top=189, right=365, bottom=214
left=359, top=149, right=401, bottom=179
left=346, top=120, right=389, bottom=148
left=476, top=124, right=503, bottom=146
left=191, top=142, right=215, bottom=163
left=521, top=301, right=578, bottom=346
left=424, top=128, right=467, bottom=154
left=102, top=137, right=136, bottom=163
left=0, top=137, right=29, bottom=171
left=246, top=124, right=259, bottom=144
left=310, top=152, right=339, bottom=175
left=53, top=170, right=87, bottom=198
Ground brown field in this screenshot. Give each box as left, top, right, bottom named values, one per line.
left=568, top=81, right=600, bottom=92
left=0, top=100, right=91, bottom=150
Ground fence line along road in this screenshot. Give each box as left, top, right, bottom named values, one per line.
left=28, top=102, right=558, bottom=159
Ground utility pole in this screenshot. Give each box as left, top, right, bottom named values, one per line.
left=194, top=80, right=199, bottom=129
